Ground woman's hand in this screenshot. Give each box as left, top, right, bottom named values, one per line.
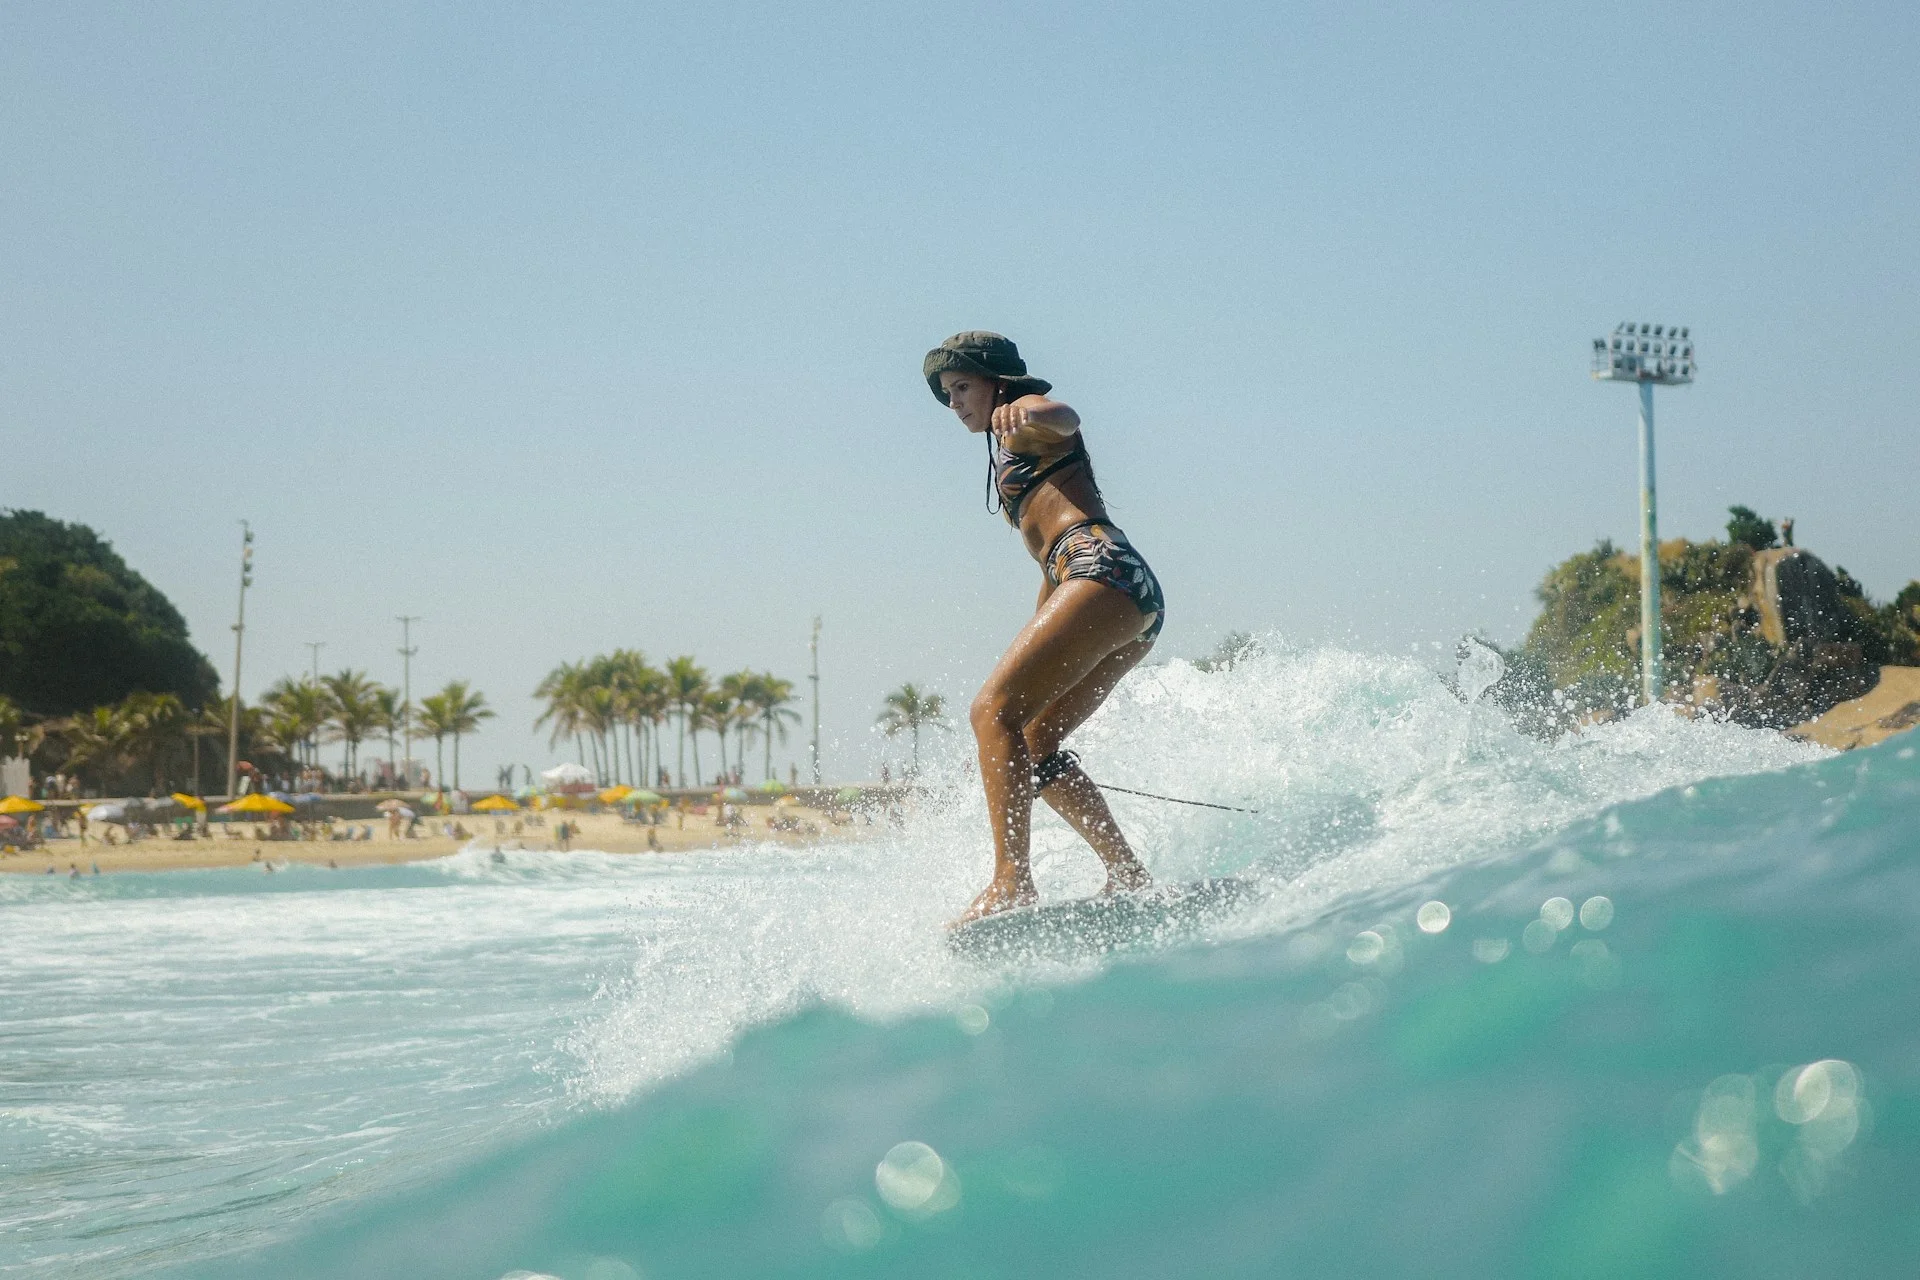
left=992, top=395, right=1080, bottom=451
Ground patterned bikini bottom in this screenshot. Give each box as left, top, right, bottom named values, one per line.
left=1043, top=520, right=1165, bottom=642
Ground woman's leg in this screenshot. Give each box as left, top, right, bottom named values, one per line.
left=964, top=580, right=1151, bottom=922
left=1023, top=637, right=1155, bottom=893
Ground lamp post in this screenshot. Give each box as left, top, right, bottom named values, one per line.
left=1591, top=322, right=1696, bottom=705
left=224, top=521, right=253, bottom=799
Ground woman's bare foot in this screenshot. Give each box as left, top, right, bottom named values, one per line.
left=1099, top=855, right=1152, bottom=897
left=954, top=872, right=1037, bottom=925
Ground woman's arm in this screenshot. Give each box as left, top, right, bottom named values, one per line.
left=992, top=395, right=1080, bottom=453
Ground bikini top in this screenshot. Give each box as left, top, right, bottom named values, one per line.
left=988, top=431, right=1095, bottom=528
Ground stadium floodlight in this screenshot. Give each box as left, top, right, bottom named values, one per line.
left=1592, top=322, right=1696, bottom=706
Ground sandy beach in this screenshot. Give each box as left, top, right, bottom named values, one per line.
left=0, top=803, right=878, bottom=875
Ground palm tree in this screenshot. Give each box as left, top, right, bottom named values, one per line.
left=120, top=692, right=189, bottom=793
left=371, top=687, right=408, bottom=785
left=877, top=683, right=948, bottom=775
left=749, top=674, right=801, bottom=782
left=261, top=677, right=334, bottom=773
left=664, top=656, right=707, bottom=788
left=59, top=704, right=135, bottom=790
left=534, top=660, right=591, bottom=766
left=717, top=671, right=760, bottom=780
left=436, top=680, right=493, bottom=790
left=322, top=670, right=384, bottom=781
left=415, top=692, right=454, bottom=793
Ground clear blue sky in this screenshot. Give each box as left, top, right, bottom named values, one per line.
left=4, top=1, right=1915, bottom=785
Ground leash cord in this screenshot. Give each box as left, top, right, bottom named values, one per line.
left=1093, top=781, right=1261, bottom=815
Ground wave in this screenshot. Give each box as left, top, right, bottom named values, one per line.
left=158, top=642, right=1920, bottom=1280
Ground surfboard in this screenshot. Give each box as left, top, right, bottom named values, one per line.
left=947, top=877, right=1258, bottom=963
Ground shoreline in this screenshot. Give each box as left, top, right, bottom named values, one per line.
left=0, top=805, right=882, bottom=875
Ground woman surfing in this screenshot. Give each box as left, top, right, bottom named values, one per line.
left=923, top=331, right=1163, bottom=923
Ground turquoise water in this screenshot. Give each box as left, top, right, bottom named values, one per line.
left=5, top=644, right=1915, bottom=1278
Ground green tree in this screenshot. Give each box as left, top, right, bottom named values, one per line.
left=1726, top=505, right=1778, bottom=551
left=322, top=670, right=384, bottom=780
left=434, top=680, right=493, bottom=790
left=370, top=687, right=408, bottom=783
left=749, top=674, right=801, bottom=782
left=415, top=692, right=454, bottom=793
left=0, top=510, right=220, bottom=717
left=664, top=657, right=708, bottom=788
left=876, top=683, right=948, bottom=775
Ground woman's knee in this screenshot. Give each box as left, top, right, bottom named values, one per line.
left=970, top=688, right=1025, bottom=740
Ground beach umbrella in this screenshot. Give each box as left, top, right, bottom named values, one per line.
left=722, top=786, right=749, bottom=802
left=472, top=794, right=519, bottom=813
left=375, top=799, right=407, bottom=813
left=598, top=785, right=633, bottom=805
left=512, top=784, right=542, bottom=801
left=541, top=763, right=593, bottom=787
left=0, top=795, right=46, bottom=814
left=218, top=793, right=296, bottom=816
left=619, top=789, right=664, bottom=806
left=755, top=779, right=788, bottom=794
left=169, top=792, right=207, bottom=813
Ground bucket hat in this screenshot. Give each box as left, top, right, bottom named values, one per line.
left=923, top=331, right=1052, bottom=405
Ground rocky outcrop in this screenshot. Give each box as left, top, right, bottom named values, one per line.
left=1720, top=549, right=1877, bottom=727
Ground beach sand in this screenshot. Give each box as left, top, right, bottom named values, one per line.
left=0, top=804, right=879, bottom=875
left=1789, top=665, right=1920, bottom=751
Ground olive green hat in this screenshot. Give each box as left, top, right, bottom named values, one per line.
left=923, top=331, right=1052, bottom=405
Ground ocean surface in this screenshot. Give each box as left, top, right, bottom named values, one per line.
left=3, top=642, right=1916, bottom=1278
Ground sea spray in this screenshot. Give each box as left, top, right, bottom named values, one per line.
left=0, top=638, right=1851, bottom=1277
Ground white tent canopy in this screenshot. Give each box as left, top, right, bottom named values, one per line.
left=540, top=763, right=593, bottom=786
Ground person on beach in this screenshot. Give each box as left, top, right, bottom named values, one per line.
left=923, top=331, right=1162, bottom=922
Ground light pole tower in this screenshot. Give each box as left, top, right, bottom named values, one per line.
left=809, top=616, right=821, bottom=785
left=1592, top=322, right=1696, bottom=705
left=224, top=522, right=253, bottom=798
left=397, top=616, right=420, bottom=787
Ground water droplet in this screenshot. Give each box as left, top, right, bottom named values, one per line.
left=1347, top=930, right=1385, bottom=965
left=1579, top=896, right=1614, bottom=930
left=1471, top=937, right=1510, bottom=963
left=956, top=1004, right=990, bottom=1035
left=1540, top=897, right=1575, bottom=930
left=1415, top=901, right=1451, bottom=933
left=1521, top=918, right=1558, bottom=954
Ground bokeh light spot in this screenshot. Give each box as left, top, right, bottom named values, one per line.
left=1471, top=937, right=1510, bottom=964
left=956, top=1004, right=990, bottom=1035
left=1347, top=931, right=1385, bottom=966
left=1415, top=901, right=1451, bottom=933
left=1579, top=896, right=1615, bottom=930
left=1540, top=897, right=1575, bottom=930
left=876, top=1141, right=960, bottom=1217
left=1521, top=919, right=1558, bottom=954
left=821, top=1198, right=884, bottom=1252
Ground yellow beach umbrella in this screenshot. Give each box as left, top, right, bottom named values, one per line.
left=0, top=795, right=45, bottom=814
left=598, top=785, right=632, bottom=805
left=218, top=793, right=296, bottom=816
left=471, top=794, right=520, bottom=813
left=170, top=792, right=207, bottom=813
